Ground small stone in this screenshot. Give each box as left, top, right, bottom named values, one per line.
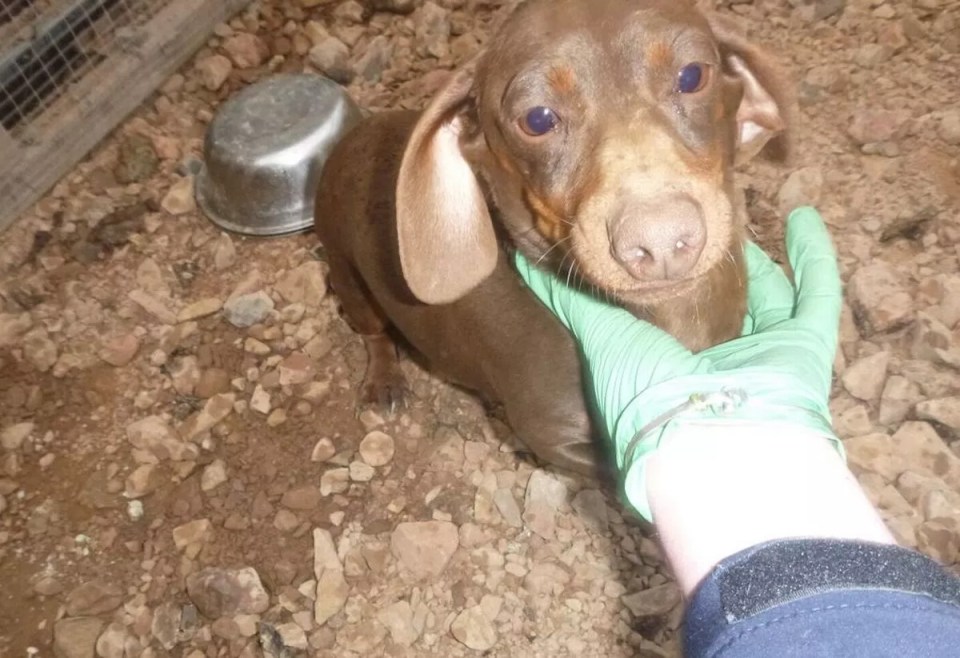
left=151, top=602, right=181, bottom=650
left=878, top=20, right=910, bottom=52
left=99, top=333, right=140, bottom=367
left=245, top=338, right=270, bottom=358
left=921, top=489, right=960, bottom=522
left=303, top=20, right=330, bottom=45
left=894, top=422, right=960, bottom=490
left=23, top=327, right=58, bottom=371
left=391, top=521, right=459, bottom=579
left=451, top=605, right=497, bottom=651
left=848, top=108, right=911, bottom=145
left=311, top=438, right=336, bottom=462
left=778, top=166, right=823, bottom=214
left=897, top=470, right=944, bottom=506
left=201, top=459, right=228, bottom=492
left=33, top=576, right=64, bottom=596
left=873, top=3, right=896, bottom=18
left=161, top=177, right=196, bottom=215
left=523, top=470, right=567, bottom=540
left=571, top=489, right=610, bottom=532
left=278, top=352, right=315, bottom=386
left=0, top=312, right=32, bottom=348
left=235, top=614, right=260, bottom=637
left=274, top=509, right=301, bottom=532
left=314, top=528, right=342, bottom=573
left=170, top=355, right=201, bottom=396
left=835, top=404, right=873, bottom=438
left=250, top=385, right=271, bottom=415
left=621, top=583, right=682, bottom=619
left=275, top=262, right=327, bottom=307
left=879, top=376, right=921, bottom=426
left=812, top=0, right=846, bottom=21
left=336, top=618, right=388, bottom=653
left=282, top=485, right=321, bottom=510
left=359, top=431, right=395, bottom=467
left=178, top=298, right=222, bottom=322
left=320, top=468, right=349, bottom=496
left=848, top=262, right=913, bottom=335
left=266, top=408, right=287, bottom=427
left=179, top=393, right=236, bottom=440
left=66, top=581, right=123, bottom=616
left=355, top=35, right=393, bottom=81
left=938, top=110, right=960, bottom=146
left=1, top=422, right=33, bottom=451
left=196, top=368, right=231, bottom=398
left=413, top=1, right=451, bottom=58
left=213, top=234, right=237, bottom=270
left=493, top=489, right=523, bottom=528
left=912, top=313, right=960, bottom=368
left=114, top=133, right=158, bottom=184
left=314, top=569, right=348, bottom=626
left=377, top=600, right=419, bottom=647
left=275, top=622, right=309, bottom=649
left=334, top=0, right=364, bottom=22
left=54, top=617, right=104, bottom=658
left=280, top=303, right=306, bottom=323
left=855, top=43, right=893, bottom=68
left=126, top=415, right=198, bottom=461
left=186, top=567, right=270, bottom=618
left=841, top=351, right=890, bottom=401
left=308, top=37, right=352, bottom=81
left=195, top=54, right=233, bottom=91
left=223, top=291, right=274, bottom=328
left=96, top=622, right=130, bottom=658
left=301, top=380, right=331, bottom=404
left=222, top=33, right=268, bottom=69
left=173, top=518, right=214, bottom=550
left=212, top=617, right=241, bottom=640
left=916, top=520, right=959, bottom=565
left=523, top=562, right=571, bottom=594
left=349, top=461, right=376, bottom=482
left=844, top=433, right=902, bottom=482
left=915, top=397, right=960, bottom=433
left=124, top=464, right=160, bottom=498
left=128, top=290, right=177, bottom=325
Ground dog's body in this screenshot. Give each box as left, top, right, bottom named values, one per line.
left=315, top=0, right=791, bottom=476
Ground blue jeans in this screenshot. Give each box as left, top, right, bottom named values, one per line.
left=683, top=539, right=960, bottom=657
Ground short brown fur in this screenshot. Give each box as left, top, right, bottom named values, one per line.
left=314, top=0, right=793, bottom=476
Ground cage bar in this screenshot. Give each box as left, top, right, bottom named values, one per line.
left=0, top=0, right=250, bottom=231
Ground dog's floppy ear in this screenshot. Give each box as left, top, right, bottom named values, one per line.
left=396, top=61, right=497, bottom=305
left=708, top=13, right=794, bottom=163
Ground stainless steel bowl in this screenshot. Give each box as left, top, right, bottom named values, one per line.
left=196, top=74, right=363, bottom=236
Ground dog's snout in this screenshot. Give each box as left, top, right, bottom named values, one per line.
left=611, top=194, right=706, bottom=282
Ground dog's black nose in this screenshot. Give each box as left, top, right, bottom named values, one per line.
left=611, top=194, right=706, bottom=282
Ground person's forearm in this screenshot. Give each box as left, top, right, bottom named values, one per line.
left=645, top=424, right=895, bottom=596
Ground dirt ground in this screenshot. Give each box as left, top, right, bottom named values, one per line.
left=1, top=0, right=959, bottom=656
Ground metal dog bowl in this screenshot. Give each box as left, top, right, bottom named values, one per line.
left=196, top=74, right=363, bottom=236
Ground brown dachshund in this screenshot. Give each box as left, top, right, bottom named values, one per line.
left=314, top=0, right=792, bottom=476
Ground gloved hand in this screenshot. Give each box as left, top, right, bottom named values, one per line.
left=513, top=207, right=844, bottom=522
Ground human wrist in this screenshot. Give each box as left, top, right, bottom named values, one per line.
left=610, top=371, right=841, bottom=520
left=645, top=423, right=892, bottom=594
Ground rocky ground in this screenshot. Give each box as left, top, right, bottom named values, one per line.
left=1, top=0, right=959, bottom=656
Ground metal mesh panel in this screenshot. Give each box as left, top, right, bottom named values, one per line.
left=0, top=0, right=167, bottom=134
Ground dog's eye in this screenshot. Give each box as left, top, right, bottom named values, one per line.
left=677, top=63, right=710, bottom=94
left=520, top=106, right=559, bottom=136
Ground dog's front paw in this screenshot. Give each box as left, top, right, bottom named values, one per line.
left=360, top=370, right=407, bottom=413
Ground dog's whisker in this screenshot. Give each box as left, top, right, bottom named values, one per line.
left=535, top=235, right=574, bottom=266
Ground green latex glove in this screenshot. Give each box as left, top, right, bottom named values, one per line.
left=513, top=206, right=844, bottom=522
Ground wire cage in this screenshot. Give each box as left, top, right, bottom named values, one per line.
left=0, top=0, right=248, bottom=231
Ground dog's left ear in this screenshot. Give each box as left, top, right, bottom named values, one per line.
left=396, top=60, right=498, bottom=305
left=707, top=13, right=794, bottom=163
